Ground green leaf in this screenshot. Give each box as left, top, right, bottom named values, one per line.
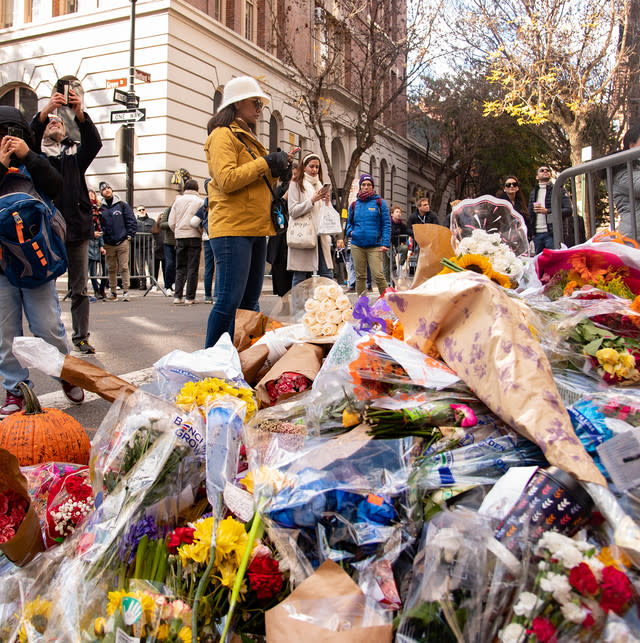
left=582, top=337, right=604, bottom=356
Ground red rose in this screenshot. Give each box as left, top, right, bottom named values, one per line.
left=0, top=524, right=16, bottom=544
left=167, top=527, right=195, bottom=554
left=529, top=616, right=557, bottom=643
left=599, top=565, right=632, bottom=615
left=583, top=612, right=595, bottom=629
left=569, top=562, right=599, bottom=596
left=247, top=554, right=284, bottom=600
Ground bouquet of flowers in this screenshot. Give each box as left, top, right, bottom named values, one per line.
left=176, top=376, right=257, bottom=420
left=497, top=531, right=635, bottom=642
left=302, top=283, right=353, bottom=338
left=265, top=371, right=312, bottom=404
left=440, top=228, right=525, bottom=287
left=44, top=466, right=93, bottom=547
left=0, top=489, right=28, bottom=544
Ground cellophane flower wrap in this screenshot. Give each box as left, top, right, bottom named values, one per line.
left=386, top=272, right=605, bottom=485
left=302, top=283, right=353, bottom=338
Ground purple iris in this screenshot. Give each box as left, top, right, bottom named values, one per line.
left=118, top=515, right=159, bottom=564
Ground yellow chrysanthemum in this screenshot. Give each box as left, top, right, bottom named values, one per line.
left=106, top=590, right=156, bottom=622
left=178, top=516, right=215, bottom=566
left=456, top=253, right=493, bottom=275
left=178, top=626, right=193, bottom=643
left=16, top=596, right=52, bottom=642
left=599, top=546, right=633, bottom=570
left=217, top=559, right=239, bottom=587
left=155, top=623, right=170, bottom=640
left=215, top=516, right=249, bottom=567
left=176, top=377, right=257, bottom=418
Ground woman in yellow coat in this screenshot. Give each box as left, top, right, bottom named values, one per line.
left=204, top=77, right=293, bottom=348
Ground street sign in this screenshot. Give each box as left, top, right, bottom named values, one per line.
left=106, top=78, right=127, bottom=89
left=110, top=108, right=146, bottom=124
left=135, top=69, right=151, bottom=83
left=113, top=89, right=140, bottom=107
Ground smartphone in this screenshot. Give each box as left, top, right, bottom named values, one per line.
left=323, top=183, right=331, bottom=191
left=56, top=79, right=70, bottom=104
left=7, top=126, right=23, bottom=139
left=290, top=146, right=301, bottom=155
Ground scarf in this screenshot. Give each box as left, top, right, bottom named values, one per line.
left=41, top=136, right=77, bottom=158
left=303, top=172, right=324, bottom=227
left=357, top=188, right=374, bottom=201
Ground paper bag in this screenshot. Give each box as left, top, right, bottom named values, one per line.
left=411, top=223, right=454, bottom=287
left=255, top=342, right=324, bottom=407
left=386, top=272, right=605, bottom=485
left=265, top=560, right=392, bottom=643
left=0, top=449, right=45, bottom=566
left=61, top=355, right=137, bottom=403
left=234, top=310, right=283, bottom=352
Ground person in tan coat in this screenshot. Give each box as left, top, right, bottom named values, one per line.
left=203, top=76, right=295, bottom=348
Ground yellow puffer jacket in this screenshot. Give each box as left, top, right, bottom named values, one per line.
left=204, top=121, right=276, bottom=238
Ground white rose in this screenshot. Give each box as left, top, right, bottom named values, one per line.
left=512, top=591, right=542, bottom=618
left=335, top=294, right=351, bottom=310
left=309, top=323, right=323, bottom=337
left=304, top=298, right=320, bottom=312
left=321, top=323, right=338, bottom=336
left=314, top=285, right=330, bottom=300
left=314, top=309, right=328, bottom=324
left=319, top=297, right=334, bottom=313
left=326, top=283, right=342, bottom=300
left=498, top=623, right=526, bottom=643
left=327, top=309, right=343, bottom=324
left=303, top=312, right=315, bottom=328
left=342, top=308, right=353, bottom=322
left=560, top=601, right=587, bottom=624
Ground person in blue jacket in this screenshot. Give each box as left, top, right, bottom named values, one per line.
left=98, top=182, right=137, bottom=301
left=345, top=173, right=390, bottom=296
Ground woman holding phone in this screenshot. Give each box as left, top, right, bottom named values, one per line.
left=204, top=76, right=293, bottom=348
left=286, top=153, right=335, bottom=287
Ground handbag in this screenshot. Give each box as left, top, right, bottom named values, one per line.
left=286, top=213, right=316, bottom=249
left=317, top=203, right=342, bottom=235
left=229, top=128, right=288, bottom=235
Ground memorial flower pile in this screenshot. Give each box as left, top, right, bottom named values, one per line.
left=0, top=489, right=28, bottom=544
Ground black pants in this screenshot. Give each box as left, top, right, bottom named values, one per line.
left=174, top=237, right=202, bottom=300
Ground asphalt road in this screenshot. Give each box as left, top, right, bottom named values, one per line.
left=10, top=278, right=284, bottom=434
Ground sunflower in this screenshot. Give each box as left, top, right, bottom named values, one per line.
left=456, top=253, right=493, bottom=275
left=490, top=271, right=512, bottom=288
left=16, top=596, right=52, bottom=642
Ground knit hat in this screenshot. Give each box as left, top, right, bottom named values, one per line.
left=359, top=173, right=374, bottom=188
left=99, top=181, right=111, bottom=193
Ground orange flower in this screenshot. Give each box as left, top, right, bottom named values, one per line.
left=391, top=321, right=404, bottom=340
left=632, top=296, right=640, bottom=314
left=568, top=252, right=609, bottom=283
left=563, top=280, right=580, bottom=296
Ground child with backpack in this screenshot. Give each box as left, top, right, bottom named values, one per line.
left=0, top=106, right=84, bottom=417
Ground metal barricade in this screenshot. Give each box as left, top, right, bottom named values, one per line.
left=129, top=232, right=167, bottom=295
left=550, top=146, right=640, bottom=247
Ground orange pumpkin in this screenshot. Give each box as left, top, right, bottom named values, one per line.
left=0, top=383, right=90, bottom=466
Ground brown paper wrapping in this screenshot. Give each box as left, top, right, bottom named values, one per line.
left=61, top=355, right=137, bottom=403
left=255, top=343, right=324, bottom=407
left=386, top=272, right=606, bottom=485
left=238, top=343, right=270, bottom=386
left=234, top=310, right=284, bottom=352
left=0, top=449, right=45, bottom=566
left=265, top=560, right=392, bottom=643
left=411, top=223, right=454, bottom=287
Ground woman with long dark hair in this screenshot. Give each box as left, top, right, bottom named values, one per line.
left=204, top=76, right=293, bottom=348
left=286, top=153, right=334, bottom=287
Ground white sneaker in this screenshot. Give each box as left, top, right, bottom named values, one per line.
left=173, top=297, right=185, bottom=305
left=185, top=299, right=199, bottom=305
left=151, top=286, right=158, bottom=293
left=122, top=291, right=129, bottom=301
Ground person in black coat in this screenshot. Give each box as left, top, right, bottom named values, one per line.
left=30, top=83, right=102, bottom=353
left=0, top=106, right=85, bottom=416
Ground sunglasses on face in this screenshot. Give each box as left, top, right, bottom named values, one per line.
left=48, top=115, right=63, bottom=124
left=538, top=168, right=550, bottom=173
left=504, top=182, right=518, bottom=188
left=252, top=99, right=264, bottom=110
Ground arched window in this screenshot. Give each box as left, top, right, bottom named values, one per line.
left=0, top=85, right=38, bottom=122
left=390, top=165, right=396, bottom=203
left=380, top=160, right=388, bottom=198
left=269, top=113, right=278, bottom=152
left=369, top=156, right=377, bottom=186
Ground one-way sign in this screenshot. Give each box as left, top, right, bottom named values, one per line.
left=113, top=88, right=140, bottom=107
left=110, top=108, right=146, bottom=124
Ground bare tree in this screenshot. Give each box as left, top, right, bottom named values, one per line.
left=268, top=0, right=443, bottom=211
left=449, top=0, right=633, bottom=169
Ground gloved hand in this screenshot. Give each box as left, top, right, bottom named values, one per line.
left=263, top=151, right=289, bottom=177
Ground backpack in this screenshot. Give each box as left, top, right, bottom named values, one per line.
left=0, top=167, right=68, bottom=288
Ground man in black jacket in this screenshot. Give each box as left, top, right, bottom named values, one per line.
left=31, top=83, right=102, bottom=353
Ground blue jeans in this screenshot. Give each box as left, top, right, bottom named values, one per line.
left=534, top=231, right=554, bottom=254
left=205, top=236, right=267, bottom=348
left=291, top=243, right=334, bottom=288
left=0, top=275, right=69, bottom=395
left=203, top=239, right=215, bottom=299
left=163, top=243, right=176, bottom=289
